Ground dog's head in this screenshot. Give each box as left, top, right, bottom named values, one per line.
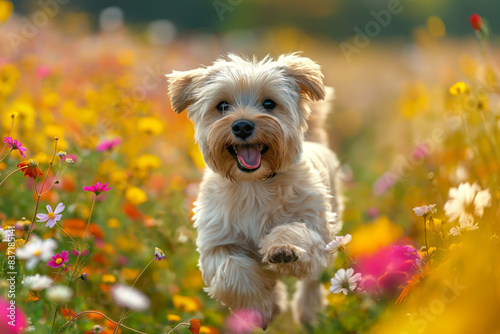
left=167, top=53, right=325, bottom=182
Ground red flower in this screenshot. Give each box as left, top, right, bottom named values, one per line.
left=469, top=13, right=483, bottom=31
left=60, top=307, right=76, bottom=319
left=17, top=160, right=43, bottom=180
left=189, top=319, right=201, bottom=334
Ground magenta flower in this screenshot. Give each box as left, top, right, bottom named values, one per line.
left=83, top=182, right=112, bottom=195
left=0, top=297, right=27, bottom=333
left=3, top=137, right=27, bottom=158
left=357, top=244, right=420, bottom=295
left=47, top=251, right=69, bottom=268
left=71, top=249, right=89, bottom=257
left=96, top=138, right=121, bottom=152
left=36, top=203, right=65, bottom=228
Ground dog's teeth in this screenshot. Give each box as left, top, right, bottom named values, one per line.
left=259, top=144, right=263, bottom=151
left=233, top=145, right=238, bottom=154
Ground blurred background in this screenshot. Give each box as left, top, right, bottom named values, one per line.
left=1, top=1, right=499, bottom=333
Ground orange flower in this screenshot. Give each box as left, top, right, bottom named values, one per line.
left=17, top=160, right=43, bottom=179
left=60, top=307, right=76, bottom=319
left=189, top=319, right=201, bottom=334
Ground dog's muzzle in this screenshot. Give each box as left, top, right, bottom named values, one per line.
left=227, top=144, right=269, bottom=173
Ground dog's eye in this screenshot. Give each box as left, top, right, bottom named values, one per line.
left=216, top=101, right=230, bottom=112
left=263, top=99, right=276, bottom=110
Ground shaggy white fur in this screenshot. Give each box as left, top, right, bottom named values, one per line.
left=167, top=53, right=343, bottom=328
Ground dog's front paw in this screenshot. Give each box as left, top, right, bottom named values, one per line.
left=265, top=245, right=300, bottom=264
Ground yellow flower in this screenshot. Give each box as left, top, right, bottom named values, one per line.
left=172, top=295, right=200, bottom=312
left=349, top=216, right=403, bottom=257
left=4, top=100, right=36, bottom=130
left=189, top=145, right=206, bottom=170
left=199, top=326, right=212, bottom=334
left=121, top=268, right=140, bottom=281
left=167, top=314, right=181, bottom=322
left=449, top=243, right=463, bottom=251
left=110, top=170, right=128, bottom=190
left=125, top=186, right=147, bottom=206
left=398, top=81, right=429, bottom=118
left=0, top=1, right=13, bottom=23
left=101, top=274, right=116, bottom=284
left=426, top=217, right=443, bottom=232
left=107, top=218, right=121, bottom=228
left=138, top=117, right=164, bottom=135
left=449, top=81, right=470, bottom=96
left=136, top=154, right=161, bottom=170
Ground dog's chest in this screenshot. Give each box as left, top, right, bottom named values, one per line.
left=218, top=181, right=300, bottom=244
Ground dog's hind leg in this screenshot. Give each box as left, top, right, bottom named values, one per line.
left=291, top=278, right=326, bottom=325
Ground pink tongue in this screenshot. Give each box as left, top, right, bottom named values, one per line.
left=237, top=145, right=261, bottom=169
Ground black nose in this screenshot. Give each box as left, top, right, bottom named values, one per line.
left=232, top=120, right=254, bottom=140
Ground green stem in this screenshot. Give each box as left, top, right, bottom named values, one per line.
left=56, top=311, right=148, bottom=334
left=0, top=166, right=27, bottom=187
left=55, top=224, right=77, bottom=246
left=423, top=215, right=431, bottom=266
left=83, top=194, right=96, bottom=242
left=0, top=148, right=13, bottom=164
left=69, top=194, right=96, bottom=286
left=51, top=306, right=58, bottom=334
left=166, top=322, right=191, bottom=334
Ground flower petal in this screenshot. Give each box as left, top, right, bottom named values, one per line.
left=36, top=214, right=49, bottom=222
left=54, top=202, right=65, bottom=214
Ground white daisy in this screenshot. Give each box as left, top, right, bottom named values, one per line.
left=22, top=274, right=53, bottom=291
left=330, top=268, right=362, bottom=295
left=16, top=236, right=57, bottom=270
left=325, top=234, right=352, bottom=253
left=46, top=285, right=73, bottom=303
left=444, top=182, right=491, bottom=225
left=412, top=204, right=437, bottom=217
left=449, top=221, right=479, bottom=236
left=36, top=203, right=65, bottom=228
left=111, top=284, right=151, bottom=311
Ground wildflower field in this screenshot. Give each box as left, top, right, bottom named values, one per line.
left=1, top=3, right=500, bottom=334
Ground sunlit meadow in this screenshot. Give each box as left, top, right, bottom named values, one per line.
left=0, top=2, right=499, bottom=334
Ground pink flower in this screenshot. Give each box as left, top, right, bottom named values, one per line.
left=373, top=172, right=398, bottom=195
left=47, top=251, right=69, bottom=268
left=36, top=66, right=51, bottom=78
left=71, top=249, right=89, bottom=257
left=0, top=297, right=27, bottom=334
left=83, top=182, right=112, bottom=195
left=63, top=154, right=78, bottom=163
left=411, top=143, right=430, bottom=160
left=36, top=203, right=65, bottom=228
left=226, top=309, right=266, bottom=334
left=3, top=137, right=27, bottom=158
left=96, top=138, right=121, bottom=152
left=357, top=244, right=420, bottom=295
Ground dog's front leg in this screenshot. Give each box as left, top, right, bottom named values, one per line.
left=199, top=246, right=284, bottom=328
left=260, top=222, right=329, bottom=279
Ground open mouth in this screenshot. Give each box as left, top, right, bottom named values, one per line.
left=227, top=144, right=269, bottom=173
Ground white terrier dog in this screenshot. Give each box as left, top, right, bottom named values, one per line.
left=167, top=53, right=342, bottom=329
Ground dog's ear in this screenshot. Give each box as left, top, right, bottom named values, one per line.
left=278, top=54, right=326, bottom=101
left=166, top=68, right=205, bottom=114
